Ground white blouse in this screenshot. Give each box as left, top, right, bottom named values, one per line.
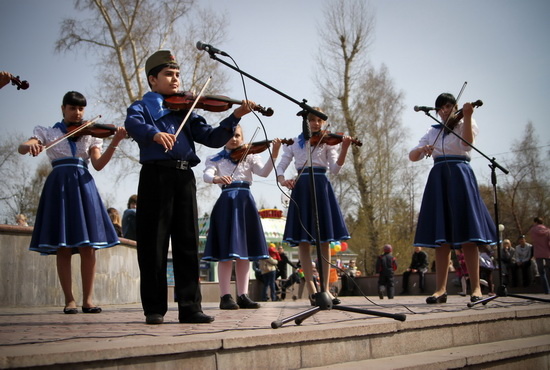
left=203, top=150, right=275, bottom=186
left=33, top=125, right=103, bottom=163
left=276, top=137, right=343, bottom=177
left=412, top=119, right=478, bottom=159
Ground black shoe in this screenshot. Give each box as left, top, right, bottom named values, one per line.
left=378, top=291, right=384, bottom=299
left=63, top=307, right=78, bottom=314
left=470, top=295, right=482, bottom=303
left=309, top=294, right=316, bottom=306
left=237, top=294, right=261, bottom=309
left=82, top=306, right=102, bottom=314
left=426, top=293, right=447, bottom=304
left=219, top=294, right=239, bottom=310
left=145, top=314, right=164, bottom=325
left=332, top=297, right=341, bottom=305
left=179, top=312, right=214, bottom=324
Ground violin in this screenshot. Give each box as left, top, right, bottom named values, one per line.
left=310, top=130, right=363, bottom=147
left=445, top=100, right=483, bottom=130
left=67, top=122, right=117, bottom=138
left=229, top=139, right=294, bottom=162
left=164, top=92, right=274, bottom=117
left=10, top=75, right=29, bottom=90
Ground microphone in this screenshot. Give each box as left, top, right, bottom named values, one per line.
left=196, top=41, right=228, bottom=57
left=413, top=105, right=436, bottom=113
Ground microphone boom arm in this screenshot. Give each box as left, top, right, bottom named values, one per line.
left=199, top=49, right=327, bottom=121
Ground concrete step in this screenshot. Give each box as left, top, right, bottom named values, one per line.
left=308, top=335, right=550, bottom=369
left=1, top=297, right=549, bottom=369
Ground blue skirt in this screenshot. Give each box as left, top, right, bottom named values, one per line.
left=414, top=156, right=497, bottom=248
left=284, top=167, right=350, bottom=246
left=202, top=181, right=269, bottom=261
left=29, top=157, right=120, bottom=255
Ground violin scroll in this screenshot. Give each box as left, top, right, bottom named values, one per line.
left=10, top=75, right=29, bottom=90
left=446, top=99, right=483, bottom=128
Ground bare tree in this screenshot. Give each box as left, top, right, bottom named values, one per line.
left=315, top=0, right=418, bottom=274
left=0, top=134, right=50, bottom=224
left=54, top=0, right=231, bottom=208
left=484, top=122, right=550, bottom=239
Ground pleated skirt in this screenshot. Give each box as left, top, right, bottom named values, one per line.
left=29, top=157, right=120, bottom=255
left=283, top=167, right=350, bottom=246
left=414, top=156, right=497, bottom=248
left=202, top=181, right=269, bottom=261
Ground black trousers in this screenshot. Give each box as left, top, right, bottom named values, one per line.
left=136, top=164, right=202, bottom=319
left=401, top=270, right=426, bottom=292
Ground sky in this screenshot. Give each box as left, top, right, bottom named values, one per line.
left=1, top=0, right=549, bottom=219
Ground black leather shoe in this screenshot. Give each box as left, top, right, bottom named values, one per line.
left=63, top=307, right=78, bottom=314
left=237, top=294, right=261, bottom=309
left=470, top=295, right=482, bottom=303
left=332, top=297, right=341, bottom=305
left=219, top=294, right=239, bottom=310
left=82, top=306, right=102, bottom=314
left=145, top=314, right=164, bottom=325
left=180, top=312, right=214, bottom=324
left=426, top=293, right=447, bottom=304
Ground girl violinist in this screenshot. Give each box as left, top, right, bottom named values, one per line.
left=18, top=91, right=126, bottom=314
left=202, top=125, right=281, bottom=309
left=409, top=92, right=496, bottom=304
left=276, top=108, right=352, bottom=305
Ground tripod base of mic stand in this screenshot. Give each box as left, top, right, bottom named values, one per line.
left=271, top=292, right=406, bottom=329
left=467, top=285, right=550, bottom=308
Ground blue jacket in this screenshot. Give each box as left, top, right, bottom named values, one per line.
left=125, top=92, right=240, bottom=166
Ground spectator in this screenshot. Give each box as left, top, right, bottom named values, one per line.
left=260, top=245, right=280, bottom=301
left=400, top=246, right=429, bottom=294
left=479, top=245, right=496, bottom=296
left=122, top=194, right=137, bottom=240
left=499, top=239, right=516, bottom=286
left=15, top=214, right=29, bottom=226
left=513, top=235, right=533, bottom=287
left=528, top=217, right=550, bottom=294
left=277, top=245, right=297, bottom=300
left=376, top=244, right=397, bottom=299
left=455, top=249, right=469, bottom=296
left=107, top=207, right=123, bottom=237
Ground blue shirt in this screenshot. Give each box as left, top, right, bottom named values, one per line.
left=125, top=91, right=240, bottom=166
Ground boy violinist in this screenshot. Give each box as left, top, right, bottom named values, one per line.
left=124, top=50, right=256, bottom=325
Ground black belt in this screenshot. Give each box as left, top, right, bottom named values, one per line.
left=143, top=160, right=189, bottom=170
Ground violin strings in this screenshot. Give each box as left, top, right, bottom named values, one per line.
left=166, top=76, right=212, bottom=153
left=229, top=127, right=260, bottom=179
left=43, top=115, right=102, bottom=152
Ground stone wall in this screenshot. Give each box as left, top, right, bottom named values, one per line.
left=2, top=225, right=539, bottom=307
left=0, top=225, right=141, bottom=307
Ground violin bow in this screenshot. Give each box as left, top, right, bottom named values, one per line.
left=167, top=76, right=212, bottom=152
left=43, top=115, right=102, bottom=152
left=427, top=81, right=467, bottom=156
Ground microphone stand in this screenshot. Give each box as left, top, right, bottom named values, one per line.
left=203, top=50, right=406, bottom=328
left=420, top=110, right=550, bottom=307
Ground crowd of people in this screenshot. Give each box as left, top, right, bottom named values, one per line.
left=4, top=50, right=549, bottom=327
